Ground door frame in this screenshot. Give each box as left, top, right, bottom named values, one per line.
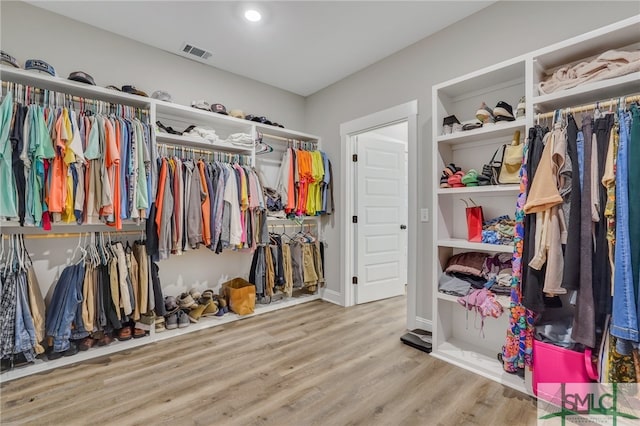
left=339, top=100, right=418, bottom=330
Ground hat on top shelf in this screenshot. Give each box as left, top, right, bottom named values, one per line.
left=68, top=71, right=96, bottom=85
left=121, top=85, right=148, bottom=97
left=152, top=90, right=173, bottom=102
left=1, top=50, right=20, bottom=68
left=229, top=109, right=245, bottom=119
left=211, top=103, right=228, bottom=115
left=24, top=59, right=56, bottom=76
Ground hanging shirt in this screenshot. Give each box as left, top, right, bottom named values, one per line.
left=0, top=92, right=18, bottom=218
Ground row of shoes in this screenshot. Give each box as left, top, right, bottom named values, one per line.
left=46, top=324, right=149, bottom=361
left=440, top=163, right=492, bottom=188
left=442, top=97, right=525, bottom=135
left=159, top=289, right=229, bottom=331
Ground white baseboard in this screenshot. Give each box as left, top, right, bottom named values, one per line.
left=320, top=288, right=344, bottom=306
left=414, top=316, right=432, bottom=332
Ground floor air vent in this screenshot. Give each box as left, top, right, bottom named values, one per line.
left=180, top=43, right=212, bottom=60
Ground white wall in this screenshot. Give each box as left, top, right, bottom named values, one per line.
left=304, top=1, right=640, bottom=323
left=0, top=1, right=305, bottom=130
left=0, top=0, right=306, bottom=299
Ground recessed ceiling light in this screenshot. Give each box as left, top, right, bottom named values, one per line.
left=244, top=9, right=261, bottom=22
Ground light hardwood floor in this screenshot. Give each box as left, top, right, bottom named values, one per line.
left=0, top=296, right=537, bottom=425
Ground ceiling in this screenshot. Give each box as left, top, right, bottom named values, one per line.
left=26, top=1, right=495, bottom=96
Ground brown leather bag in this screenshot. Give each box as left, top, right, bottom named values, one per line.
left=222, top=278, right=256, bottom=315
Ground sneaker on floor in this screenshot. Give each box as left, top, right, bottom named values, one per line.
left=516, top=96, right=525, bottom=119
left=476, top=103, right=495, bottom=125
left=165, top=312, right=178, bottom=330
left=177, top=310, right=190, bottom=328
left=494, top=101, right=516, bottom=122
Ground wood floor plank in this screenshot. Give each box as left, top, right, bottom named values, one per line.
left=0, top=296, right=537, bottom=425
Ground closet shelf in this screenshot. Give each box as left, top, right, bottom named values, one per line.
left=436, top=119, right=526, bottom=146
left=533, top=72, right=640, bottom=113
left=0, top=65, right=150, bottom=108
left=437, top=239, right=513, bottom=253
left=155, top=101, right=253, bottom=132
left=437, top=185, right=519, bottom=195
left=430, top=339, right=527, bottom=394
left=255, top=124, right=318, bottom=142
left=437, top=291, right=511, bottom=309
left=155, top=132, right=253, bottom=154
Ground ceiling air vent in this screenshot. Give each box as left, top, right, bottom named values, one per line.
left=180, top=42, right=212, bottom=60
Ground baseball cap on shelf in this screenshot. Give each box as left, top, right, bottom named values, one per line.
left=152, top=90, right=173, bottom=102
left=211, top=103, right=228, bottom=115
left=24, top=59, right=56, bottom=76
left=229, top=109, right=245, bottom=119
left=191, top=100, right=210, bottom=111
left=68, top=71, right=96, bottom=85
left=0, top=50, right=20, bottom=68
left=121, top=85, right=148, bottom=97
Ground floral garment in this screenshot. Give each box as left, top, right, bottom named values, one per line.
left=502, top=135, right=535, bottom=373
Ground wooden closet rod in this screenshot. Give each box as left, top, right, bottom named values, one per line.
left=536, top=93, right=640, bottom=120
left=1, top=231, right=142, bottom=240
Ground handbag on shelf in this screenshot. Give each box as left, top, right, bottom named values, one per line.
left=498, top=130, right=523, bottom=184
left=482, top=145, right=505, bottom=185
left=461, top=199, right=484, bottom=242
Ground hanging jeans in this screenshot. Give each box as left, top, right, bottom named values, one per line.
left=629, top=105, right=640, bottom=320
left=611, top=109, right=637, bottom=354
left=45, top=263, right=84, bottom=353
left=15, top=272, right=38, bottom=361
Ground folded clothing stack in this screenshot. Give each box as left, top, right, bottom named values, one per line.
left=185, top=125, right=220, bottom=143
left=482, top=215, right=515, bottom=245
left=225, top=133, right=254, bottom=147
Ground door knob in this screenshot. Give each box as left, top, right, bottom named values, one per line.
left=400, top=225, right=407, bottom=230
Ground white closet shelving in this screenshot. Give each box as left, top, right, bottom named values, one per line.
left=0, top=65, right=326, bottom=382
left=431, top=15, right=639, bottom=395
left=431, top=56, right=526, bottom=394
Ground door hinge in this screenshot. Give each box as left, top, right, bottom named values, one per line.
left=352, top=276, right=358, bottom=284
left=352, top=154, right=358, bottom=162
left=352, top=215, right=358, bottom=223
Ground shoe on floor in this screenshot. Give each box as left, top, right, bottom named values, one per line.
left=133, top=328, right=147, bottom=338
left=96, top=333, right=115, bottom=347
left=177, top=293, right=197, bottom=310
left=47, top=342, right=79, bottom=360
left=188, top=303, right=208, bottom=322
left=493, top=101, right=515, bottom=122
left=165, top=312, right=178, bottom=330
left=177, top=310, right=190, bottom=328
left=78, top=336, right=98, bottom=351
left=116, top=326, right=133, bottom=341
left=155, top=316, right=166, bottom=333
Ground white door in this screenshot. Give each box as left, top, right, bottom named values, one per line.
left=355, top=133, right=407, bottom=304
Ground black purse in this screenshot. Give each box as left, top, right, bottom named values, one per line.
left=482, top=145, right=505, bottom=185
